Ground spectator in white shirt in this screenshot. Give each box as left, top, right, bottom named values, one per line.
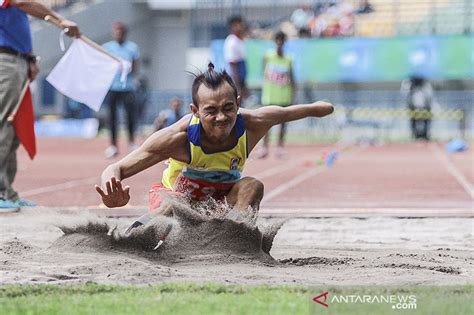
left=224, top=15, right=249, bottom=100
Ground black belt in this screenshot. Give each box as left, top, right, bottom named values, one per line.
left=0, top=47, right=23, bottom=57
left=0, top=47, right=37, bottom=62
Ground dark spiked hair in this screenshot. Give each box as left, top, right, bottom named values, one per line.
left=191, top=62, right=238, bottom=106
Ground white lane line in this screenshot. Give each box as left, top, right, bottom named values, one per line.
left=262, top=146, right=363, bottom=202
left=250, top=143, right=352, bottom=180
left=259, top=207, right=474, bottom=217
left=21, top=177, right=98, bottom=197
left=250, top=153, right=316, bottom=180
left=431, top=144, right=474, bottom=199
left=68, top=206, right=472, bottom=218
left=262, top=167, right=326, bottom=202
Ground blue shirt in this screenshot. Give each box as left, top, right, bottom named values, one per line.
left=0, top=6, right=32, bottom=54
left=102, top=40, right=139, bottom=92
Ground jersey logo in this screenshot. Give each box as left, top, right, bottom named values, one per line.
left=230, top=157, right=241, bottom=170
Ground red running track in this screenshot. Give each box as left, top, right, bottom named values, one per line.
left=13, top=138, right=473, bottom=210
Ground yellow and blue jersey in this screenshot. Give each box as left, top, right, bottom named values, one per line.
left=161, top=113, right=248, bottom=190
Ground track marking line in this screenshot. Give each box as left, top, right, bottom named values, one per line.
left=55, top=206, right=473, bottom=218
left=250, top=152, right=320, bottom=180
left=250, top=143, right=352, bottom=180
left=259, top=207, right=474, bottom=217
left=262, top=145, right=363, bottom=203
left=431, top=143, right=474, bottom=199
left=21, top=177, right=98, bottom=197
left=262, top=168, right=325, bottom=202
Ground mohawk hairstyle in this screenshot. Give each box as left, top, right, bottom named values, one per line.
left=191, top=62, right=238, bottom=106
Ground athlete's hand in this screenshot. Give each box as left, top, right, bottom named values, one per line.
left=95, top=177, right=130, bottom=208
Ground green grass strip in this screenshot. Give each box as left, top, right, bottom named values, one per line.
left=0, top=283, right=472, bottom=315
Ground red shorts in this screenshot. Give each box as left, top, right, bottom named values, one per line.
left=149, top=174, right=235, bottom=213
left=148, top=183, right=175, bottom=213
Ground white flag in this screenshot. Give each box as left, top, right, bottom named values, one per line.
left=46, top=39, right=121, bottom=112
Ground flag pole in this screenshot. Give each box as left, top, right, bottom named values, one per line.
left=7, top=79, right=30, bottom=123
left=44, top=15, right=121, bottom=63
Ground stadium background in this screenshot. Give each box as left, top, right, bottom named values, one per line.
left=1, top=2, right=473, bottom=311
left=29, top=0, right=473, bottom=142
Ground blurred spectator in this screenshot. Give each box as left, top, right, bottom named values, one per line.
left=296, top=22, right=315, bottom=128
left=293, top=0, right=356, bottom=38
left=256, top=31, right=295, bottom=159
left=134, top=74, right=149, bottom=136
left=290, top=4, right=314, bottom=31
left=339, top=11, right=355, bottom=36
left=356, top=0, right=374, bottom=14
left=308, top=10, right=327, bottom=37
left=154, top=97, right=184, bottom=131
left=102, top=22, right=140, bottom=158
left=224, top=15, right=249, bottom=100
left=401, top=76, right=434, bottom=141
left=325, top=1, right=341, bottom=16
left=322, top=17, right=341, bottom=37
left=298, top=27, right=312, bottom=38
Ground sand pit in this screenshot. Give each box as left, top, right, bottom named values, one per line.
left=0, top=207, right=472, bottom=286
left=52, top=201, right=281, bottom=265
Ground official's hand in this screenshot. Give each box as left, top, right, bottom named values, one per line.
left=95, top=177, right=130, bottom=208
left=60, top=19, right=81, bottom=38
left=28, top=62, right=39, bottom=81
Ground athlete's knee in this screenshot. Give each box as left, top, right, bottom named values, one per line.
left=242, top=177, right=264, bottom=198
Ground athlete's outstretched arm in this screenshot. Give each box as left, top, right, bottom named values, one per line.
left=95, top=115, right=189, bottom=208
left=241, top=101, right=334, bottom=150
left=254, top=101, right=333, bottom=126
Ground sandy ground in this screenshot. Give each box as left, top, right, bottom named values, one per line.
left=0, top=208, right=472, bottom=287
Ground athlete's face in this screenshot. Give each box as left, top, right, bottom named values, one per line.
left=191, top=82, right=240, bottom=143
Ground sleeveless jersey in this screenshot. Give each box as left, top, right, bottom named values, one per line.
left=161, top=113, right=247, bottom=200
left=261, top=51, right=293, bottom=106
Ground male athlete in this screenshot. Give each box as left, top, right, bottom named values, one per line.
left=96, top=63, right=333, bottom=227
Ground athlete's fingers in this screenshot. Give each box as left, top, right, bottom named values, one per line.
left=106, top=181, right=112, bottom=195
left=111, top=177, right=117, bottom=192
left=116, top=179, right=123, bottom=193
left=95, top=185, right=106, bottom=197
left=123, top=186, right=130, bottom=199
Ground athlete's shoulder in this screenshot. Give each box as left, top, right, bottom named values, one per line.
left=150, top=113, right=190, bottom=140
left=239, top=108, right=264, bottom=131
left=145, top=114, right=190, bottom=158
left=167, top=113, right=192, bottom=135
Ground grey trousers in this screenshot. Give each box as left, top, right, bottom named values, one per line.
left=0, top=53, right=28, bottom=201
